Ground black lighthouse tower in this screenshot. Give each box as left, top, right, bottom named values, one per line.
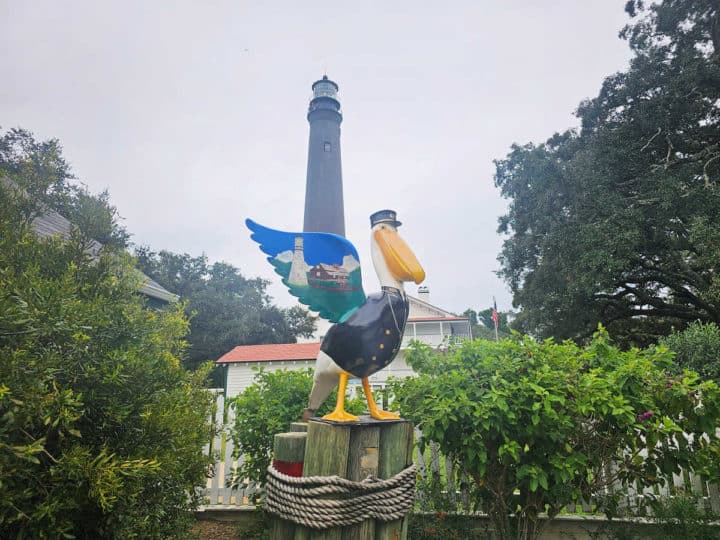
left=303, top=75, right=345, bottom=237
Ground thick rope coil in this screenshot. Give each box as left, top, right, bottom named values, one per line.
left=264, top=463, right=416, bottom=529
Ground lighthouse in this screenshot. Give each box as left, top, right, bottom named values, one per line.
left=288, top=236, right=308, bottom=286
left=303, top=75, right=345, bottom=237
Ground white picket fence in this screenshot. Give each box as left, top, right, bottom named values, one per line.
left=199, top=391, right=261, bottom=509
left=199, top=391, right=720, bottom=516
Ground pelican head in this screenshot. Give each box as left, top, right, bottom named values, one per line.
left=370, top=209, right=425, bottom=290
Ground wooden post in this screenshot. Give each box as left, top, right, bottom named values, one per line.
left=376, top=421, right=413, bottom=540
left=296, top=417, right=413, bottom=540
left=344, top=425, right=380, bottom=539
left=269, top=432, right=307, bottom=540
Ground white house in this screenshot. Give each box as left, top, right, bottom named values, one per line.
left=217, top=289, right=471, bottom=398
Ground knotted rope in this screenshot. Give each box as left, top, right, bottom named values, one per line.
left=264, top=463, right=416, bottom=529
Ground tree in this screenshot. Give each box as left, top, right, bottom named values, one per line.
left=463, top=309, right=479, bottom=326
left=0, top=142, right=213, bottom=538
left=0, top=127, right=130, bottom=248
left=494, top=1, right=720, bottom=345
left=464, top=308, right=511, bottom=340
left=390, top=330, right=720, bottom=540
left=661, top=321, right=720, bottom=383
left=135, top=249, right=316, bottom=380
left=478, top=307, right=511, bottom=334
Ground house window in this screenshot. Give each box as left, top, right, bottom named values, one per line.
left=324, top=142, right=332, bottom=152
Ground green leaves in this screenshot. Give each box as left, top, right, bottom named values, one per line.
left=390, top=330, right=720, bottom=539
left=0, top=167, right=214, bottom=538
left=494, top=2, right=720, bottom=346
left=134, top=249, right=316, bottom=381
left=661, top=322, right=720, bottom=383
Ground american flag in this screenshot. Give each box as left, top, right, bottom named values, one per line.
left=491, top=297, right=499, bottom=329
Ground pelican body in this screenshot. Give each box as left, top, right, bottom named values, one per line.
left=246, top=209, right=425, bottom=423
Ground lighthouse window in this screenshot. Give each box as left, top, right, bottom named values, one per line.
left=324, top=142, right=332, bottom=152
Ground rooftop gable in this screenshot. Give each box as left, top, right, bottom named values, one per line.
left=31, top=207, right=178, bottom=302
left=408, top=294, right=465, bottom=320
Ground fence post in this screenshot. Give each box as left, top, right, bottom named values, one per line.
left=269, top=432, right=307, bottom=540
left=709, top=482, right=720, bottom=515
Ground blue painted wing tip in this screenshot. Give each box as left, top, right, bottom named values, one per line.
left=246, top=218, right=259, bottom=232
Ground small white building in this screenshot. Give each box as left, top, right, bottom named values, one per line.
left=217, top=290, right=471, bottom=398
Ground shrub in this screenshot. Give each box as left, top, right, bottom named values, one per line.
left=660, top=322, right=720, bottom=383
left=408, top=512, right=492, bottom=539
left=0, top=163, right=213, bottom=538
left=604, top=491, right=720, bottom=540
left=390, top=330, right=720, bottom=540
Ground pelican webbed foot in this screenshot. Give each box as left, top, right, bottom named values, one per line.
left=362, top=377, right=400, bottom=420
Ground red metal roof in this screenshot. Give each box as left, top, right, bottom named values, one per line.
left=217, top=342, right=321, bottom=364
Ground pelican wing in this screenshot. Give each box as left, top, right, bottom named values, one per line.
left=246, top=219, right=366, bottom=322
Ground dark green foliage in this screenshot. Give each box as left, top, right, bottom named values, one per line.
left=409, top=512, right=492, bottom=539
left=494, top=1, right=720, bottom=345
left=135, top=249, right=316, bottom=382
left=477, top=308, right=510, bottom=335
left=230, top=368, right=365, bottom=485
left=644, top=493, right=720, bottom=540
left=0, top=134, right=213, bottom=539
left=661, top=322, right=720, bottom=382
left=0, top=127, right=130, bottom=248
left=234, top=511, right=270, bottom=540
left=604, top=491, right=720, bottom=540
left=463, top=308, right=512, bottom=340
left=463, top=309, right=479, bottom=326
left=390, top=330, right=720, bottom=540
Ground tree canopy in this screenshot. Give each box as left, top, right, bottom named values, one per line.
left=494, top=1, right=720, bottom=345
left=135, top=249, right=316, bottom=377
left=0, top=128, right=130, bottom=249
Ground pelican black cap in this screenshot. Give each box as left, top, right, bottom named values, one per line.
left=370, top=209, right=402, bottom=228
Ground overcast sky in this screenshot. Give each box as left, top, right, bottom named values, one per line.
left=1, top=1, right=633, bottom=315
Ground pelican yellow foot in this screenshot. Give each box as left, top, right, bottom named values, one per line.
left=322, top=409, right=360, bottom=422
left=322, top=372, right=359, bottom=423
left=362, top=377, right=400, bottom=421
left=370, top=408, right=400, bottom=421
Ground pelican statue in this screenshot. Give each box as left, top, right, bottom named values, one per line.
left=246, top=209, right=425, bottom=422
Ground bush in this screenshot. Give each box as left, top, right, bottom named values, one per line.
left=0, top=159, right=213, bottom=537
left=604, top=491, right=720, bottom=540
left=408, top=512, right=492, bottom=539
left=390, top=330, right=720, bottom=540
left=660, top=322, right=720, bottom=383
left=230, top=368, right=365, bottom=485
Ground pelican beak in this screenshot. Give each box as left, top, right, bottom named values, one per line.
left=374, top=228, right=426, bottom=284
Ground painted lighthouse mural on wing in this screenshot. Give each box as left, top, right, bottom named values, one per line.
left=281, top=237, right=361, bottom=292
left=253, top=222, right=365, bottom=322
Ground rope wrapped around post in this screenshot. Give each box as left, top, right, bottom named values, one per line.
left=264, top=462, right=416, bottom=530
